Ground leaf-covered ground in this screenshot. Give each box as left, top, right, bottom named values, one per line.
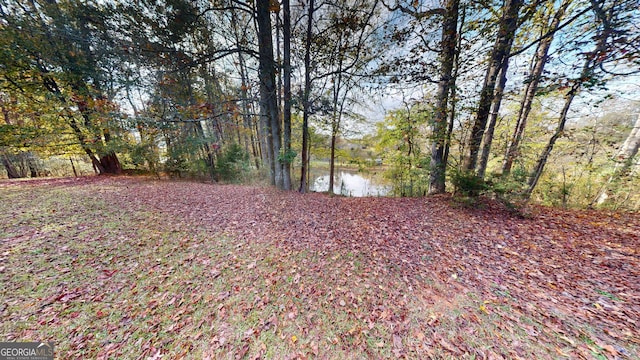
left=0, top=176, right=638, bottom=359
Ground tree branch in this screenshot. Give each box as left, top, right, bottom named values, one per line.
left=510, top=5, right=593, bottom=58
left=381, top=0, right=444, bottom=19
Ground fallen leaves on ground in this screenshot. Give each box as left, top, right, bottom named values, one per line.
left=0, top=176, right=638, bottom=359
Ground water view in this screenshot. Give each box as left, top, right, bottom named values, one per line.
left=310, top=169, right=390, bottom=197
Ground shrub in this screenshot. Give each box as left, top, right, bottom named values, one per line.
left=216, top=143, right=250, bottom=182
left=450, top=168, right=532, bottom=216
left=451, top=170, right=487, bottom=197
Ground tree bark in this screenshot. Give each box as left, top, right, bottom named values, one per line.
left=526, top=84, right=577, bottom=197
left=99, top=128, right=122, bottom=174
left=299, top=0, right=315, bottom=193
left=329, top=134, right=337, bottom=193
left=477, top=64, right=507, bottom=179
left=99, top=152, right=122, bottom=174
left=256, top=0, right=283, bottom=188
left=282, top=0, right=293, bottom=190
left=464, top=0, right=522, bottom=173
left=1, top=152, right=20, bottom=179
left=616, top=113, right=640, bottom=172
left=328, top=53, right=345, bottom=195
left=593, top=113, right=640, bottom=205
left=442, top=7, right=465, bottom=174
left=429, top=0, right=459, bottom=194
left=70, top=157, right=78, bottom=177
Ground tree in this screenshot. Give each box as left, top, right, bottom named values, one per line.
left=526, top=0, right=638, bottom=197
left=256, top=0, right=283, bottom=188
left=592, top=111, right=640, bottom=205
left=282, top=0, right=293, bottom=190
left=463, top=0, right=523, bottom=175
left=429, top=0, right=459, bottom=194
left=1, top=0, right=123, bottom=174
left=375, top=103, right=431, bottom=196
left=315, top=0, right=381, bottom=194
left=502, top=0, right=571, bottom=176
left=299, top=0, right=316, bottom=192
left=115, top=0, right=263, bottom=180
left=0, top=92, right=58, bottom=178
left=615, top=113, right=640, bottom=175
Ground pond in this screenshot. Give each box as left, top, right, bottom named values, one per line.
left=310, top=169, right=390, bottom=197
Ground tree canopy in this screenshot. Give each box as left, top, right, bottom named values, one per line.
left=1, top=0, right=639, bottom=208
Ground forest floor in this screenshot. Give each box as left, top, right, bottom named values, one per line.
left=0, top=176, right=638, bottom=359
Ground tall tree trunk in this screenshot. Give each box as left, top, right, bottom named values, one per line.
left=526, top=84, right=578, bottom=197
left=329, top=134, right=337, bottom=193
left=70, top=156, right=78, bottom=177
left=43, top=75, right=120, bottom=174
left=593, top=113, right=640, bottom=205
left=231, top=11, right=260, bottom=169
left=429, top=0, right=459, bottom=194
left=299, top=0, right=315, bottom=193
left=260, top=108, right=273, bottom=178
left=477, top=63, right=508, bottom=179
left=96, top=125, right=122, bottom=175
left=328, top=52, right=345, bottom=195
left=251, top=8, right=272, bottom=179
left=442, top=7, right=465, bottom=173
left=464, top=0, right=522, bottom=173
left=282, top=0, right=293, bottom=190
left=195, top=121, right=217, bottom=181
left=615, top=113, right=640, bottom=173
left=502, top=1, right=569, bottom=176
left=253, top=120, right=263, bottom=169
left=527, top=12, right=609, bottom=197
left=256, top=0, right=283, bottom=188
left=275, top=9, right=286, bottom=186
left=1, top=152, right=20, bottom=179
left=251, top=121, right=261, bottom=169
left=65, top=114, right=106, bottom=174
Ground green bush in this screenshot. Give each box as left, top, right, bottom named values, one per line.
left=216, top=143, right=250, bottom=182
left=164, top=154, right=189, bottom=177
left=489, top=167, right=529, bottom=201
left=451, top=170, right=487, bottom=197
left=277, top=148, right=297, bottom=165
left=449, top=167, right=533, bottom=215
left=383, top=157, right=430, bottom=197
left=486, top=170, right=532, bottom=215
left=128, top=142, right=160, bottom=173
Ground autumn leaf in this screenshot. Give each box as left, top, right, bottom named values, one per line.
left=1, top=177, right=638, bottom=359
